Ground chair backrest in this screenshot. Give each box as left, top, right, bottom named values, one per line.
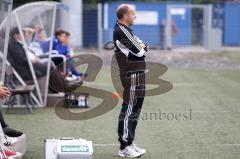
left=5, top=65, right=13, bottom=76
left=4, top=65, right=17, bottom=88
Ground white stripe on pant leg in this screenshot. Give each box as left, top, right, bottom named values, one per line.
left=123, top=74, right=133, bottom=142
left=123, top=74, right=133, bottom=141
left=126, top=74, right=135, bottom=120
left=138, top=72, right=140, bottom=86
left=126, top=74, right=136, bottom=140
left=123, top=74, right=134, bottom=142
left=126, top=74, right=136, bottom=138
left=123, top=73, right=136, bottom=142
left=125, top=74, right=136, bottom=139
left=123, top=74, right=134, bottom=141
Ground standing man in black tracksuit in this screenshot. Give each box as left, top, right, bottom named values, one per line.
left=113, top=4, right=149, bottom=158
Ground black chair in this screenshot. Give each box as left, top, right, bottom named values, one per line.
left=5, top=66, right=35, bottom=113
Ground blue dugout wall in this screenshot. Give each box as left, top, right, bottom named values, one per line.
left=82, top=2, right=240, bottom=47
left=83, top=7, right=98, bottom=47
left=224, top=2, right=240, bottom=46
left=103, top=2, right=192, bottom=46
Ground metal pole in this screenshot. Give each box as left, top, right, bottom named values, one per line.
left=0, top=1, right=5, bottom=22
left=62, top=0, right=82, bottom=48
left=166, top=5, right=172, bottom=49
left=14, top=12, right=43, bottom=105
left=97, top=3, right=103, bottom=50
left=0, top=0, right=12, bottom=83
left=43, top=5, right=57, bottom=106
left=203, top=5, right=212, bottom=50
left=0, top=0, right=12, bottom=109
left=79, top=0, right=83, bottom=48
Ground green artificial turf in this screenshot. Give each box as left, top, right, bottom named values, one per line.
left=4, top=67, right=240, bottom=159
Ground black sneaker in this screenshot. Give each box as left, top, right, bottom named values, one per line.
left=3, top=127, right=23, bottom=137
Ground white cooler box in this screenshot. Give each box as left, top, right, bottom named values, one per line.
left=44, top=137, right=93, bottom=159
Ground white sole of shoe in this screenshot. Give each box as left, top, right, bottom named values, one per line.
left=139, top=151, right=146, bottom=155
left=138, top=149, right=146, bottom=155
left=118, top=152, right=141, bottom=158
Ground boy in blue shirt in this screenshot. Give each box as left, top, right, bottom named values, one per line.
left=41, top=29, right=83, bottom=77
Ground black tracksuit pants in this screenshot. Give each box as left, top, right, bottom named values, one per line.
left=118, top=70, right=145, bottom=150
